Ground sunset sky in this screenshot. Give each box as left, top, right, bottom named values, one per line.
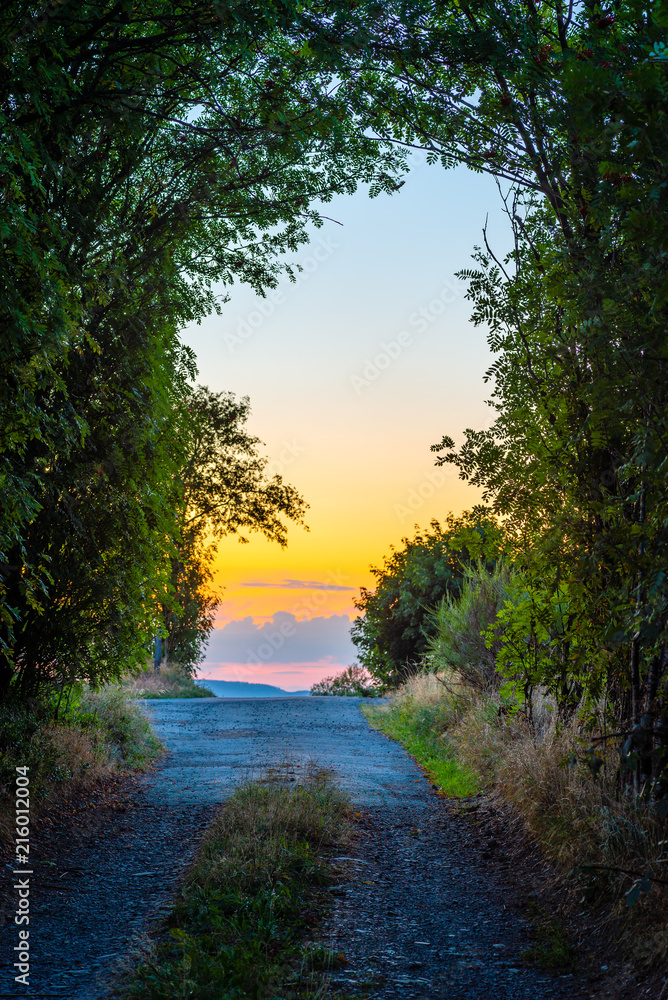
left=182, top=158, right=511, bottom=690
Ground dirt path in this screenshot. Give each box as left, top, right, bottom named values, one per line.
left=323, top=801, right=586, bottom=1000
left=1, top=697, right=603, bottom=998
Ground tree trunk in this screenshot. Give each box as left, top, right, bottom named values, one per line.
left=153, top=635, right=163, bottom=675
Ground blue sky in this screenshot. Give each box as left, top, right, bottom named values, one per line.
left=182, top=158, right=512, bottom=689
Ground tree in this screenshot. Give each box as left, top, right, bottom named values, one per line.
left=0, top=1, right=402, bottom=698
left=351, top=512, right=503, bottom=687
left=163, top=386, right=308, bottom=674
left=331, top=0, right=668, bottom=756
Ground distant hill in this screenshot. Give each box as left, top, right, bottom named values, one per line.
left=195, top=679, right=310, bottom=698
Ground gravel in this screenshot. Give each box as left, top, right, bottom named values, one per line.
left=0, top=696, right=608, bottom=998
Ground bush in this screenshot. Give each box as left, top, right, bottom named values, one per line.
left=351, top=513, right=504, bottom=687
left=76, top=685, right=163, bottom=764
left=310, top=663, right=380, bottom=697
left=0, top=686, right=162, bottom=843
left=427, top=562, right=510, bottom=691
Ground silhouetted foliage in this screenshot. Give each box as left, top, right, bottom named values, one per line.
left=0, top=1, right=401, bottom=699
left=311, top=664, right=380, bottom=697
left=164, top=387, right=308, bottom=675
left=352, top=513, right=504, bottom=688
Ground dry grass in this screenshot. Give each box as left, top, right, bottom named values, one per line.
left=382, top=669, right=472, bottom=720
left=454, top=695, right=668, bottom=964
left=451, top=696, right=663, bottom=873
left=379, top=672, right=668, bottom=967
left=0, top=686, right=162, bottom=848
left=123, top=665, right=214, bottom=699
left=191, top=762, right=350, bottom=893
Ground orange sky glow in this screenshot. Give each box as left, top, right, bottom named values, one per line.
left=184, top=161, right=507, bottom=690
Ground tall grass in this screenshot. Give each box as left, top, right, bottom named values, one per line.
left=369, top=671, right=668, bottom=966
left=123, top=764, right=350, bottom=1000
left=123, top=665, right=214, bottom=699
left=452, top=693, right=668, bottom=898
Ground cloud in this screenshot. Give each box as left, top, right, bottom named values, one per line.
left=241, top=578, right=355, bottom=592
left=203, top=611, right=357, bottom=666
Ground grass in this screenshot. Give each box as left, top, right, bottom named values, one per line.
left=520, top=903, right=575, bottom=972
left=121, top=764, right=352, bottom=1000
left=0, top=685, right=162, bottom=846
left=448, top=688, right=668, bottom=914
left=123, top=665, right=215, bottom=699
left=368, top=670, right=668, bottom=968
left=362, top=673, right=479, bottom=798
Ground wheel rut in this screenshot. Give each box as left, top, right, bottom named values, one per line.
left=0, top=697, right=611, bottom=998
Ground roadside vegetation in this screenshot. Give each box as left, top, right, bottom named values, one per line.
left=122, top=765, right=350, bottom=1000
left=363, top=674, right=479, bottom=799
left=123, top=665, right=215, bottom=700
left=311, top=664, right=380, bottom=698
left=364, top=667, right=668, bottom=966
left=2, top=2, right=394, bottom=710
left=354, top=552, right=668, bottom=968
left=0, top=686, right=161, bottom=846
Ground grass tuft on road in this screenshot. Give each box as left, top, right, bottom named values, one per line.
left=122, top=764, right=351, bottom=1000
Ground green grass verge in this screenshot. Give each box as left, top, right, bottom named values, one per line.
left=362, top=700, right=479, bottom=798
left=122, top=765, right=351, bottom=1000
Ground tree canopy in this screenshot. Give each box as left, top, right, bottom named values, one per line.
left=164, top=386, right=308, bottom=673
left=0, top=0, right=402, bottom=698
left=351, top=513, right=504, bottom=687
left=343, top=0, right=668, bottom=791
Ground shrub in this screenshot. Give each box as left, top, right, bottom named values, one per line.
left=351, top=513, right=505, bottom=687
left=427, top=562, right=510, bottom=691
left=310, top=663, right=380, bottom=697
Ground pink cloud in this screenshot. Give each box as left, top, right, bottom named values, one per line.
left=196, top=657, right=349, bottom=692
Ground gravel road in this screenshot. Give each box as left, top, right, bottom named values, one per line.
left=0, top=696, right=591, bottom=999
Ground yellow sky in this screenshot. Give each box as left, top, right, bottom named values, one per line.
left=211, top=474, right=482, bottom=626
left=183, top=161, right=507, bottom=688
